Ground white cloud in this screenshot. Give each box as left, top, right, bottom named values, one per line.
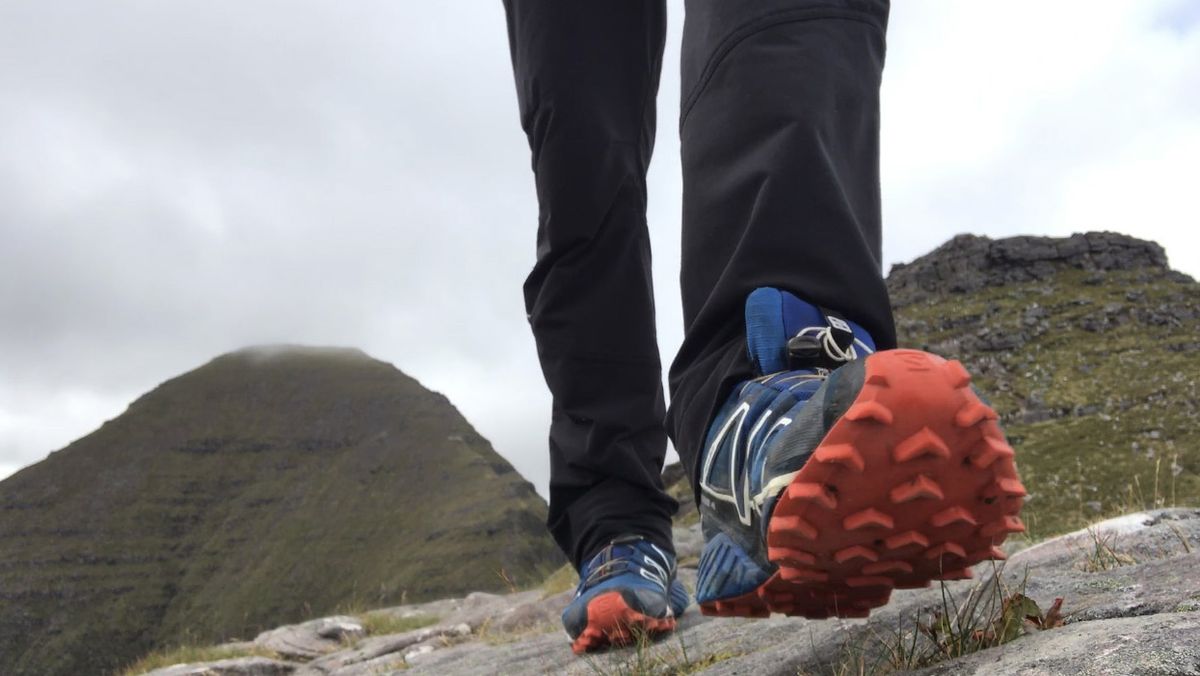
left=882, top=0, right=1200, bottom=277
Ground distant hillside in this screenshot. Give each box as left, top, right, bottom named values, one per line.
left=887, top=232, right=1199, bottom=539
left=0, top=347, right=564, bottom=676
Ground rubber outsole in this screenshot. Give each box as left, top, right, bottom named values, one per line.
left=699, top=349, right=1025, bottom=619
left=570, top=591, right=677, bottom=654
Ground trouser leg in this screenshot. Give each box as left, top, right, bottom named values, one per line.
left=668, top=0, right=897, bottom=497
left=502, top=0, right=677, bottom=569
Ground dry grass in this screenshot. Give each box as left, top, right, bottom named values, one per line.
left=357, top=612, right=439, bottom=637
left=120, top=643, right=281, bottom=676
left=1079, top=527, right=1137, bottom=572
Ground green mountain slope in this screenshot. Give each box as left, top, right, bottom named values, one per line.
left=0, top=346, right=563, bottom=676
left=888, top=232, right=1199, bottom=539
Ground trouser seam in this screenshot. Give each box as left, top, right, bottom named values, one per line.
left=680, top=8, right=884, bottom=128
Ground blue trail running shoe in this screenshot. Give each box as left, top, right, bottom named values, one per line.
left=562, top=535, right=691, bottom=653
left=694, top=288, right=1025, bottom=619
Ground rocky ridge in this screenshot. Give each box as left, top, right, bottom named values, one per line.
left=887, top=231, right=1179, bottom=306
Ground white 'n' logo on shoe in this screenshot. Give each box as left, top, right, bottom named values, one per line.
left=638, top=545, right=671, bottom=592
left=699, top=399, right=792, bottom=526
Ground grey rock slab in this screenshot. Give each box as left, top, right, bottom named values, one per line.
left=677, top=566, right=699, bottom=597
left=675, top=614, right=866, bottom=676
left=446, top=591, right=547, bottom=631
left=316, top=619, right=365, bottom=641
left=674, top=521, right=704, bottom=563
left=321, top=652, right=407, bottom=676
left=910, top=611, right=1200, bottom=676
left=361, top=589, right=545, bottom=633
left=301, top=622, right=473, bottom=674
left=254, top=616, right=363, bottom=660
left=404, top=630, right=571, bottom=675
left=405, top=643, right=436, bottom=661
left=143, top=657, right=301, bottom=676
left=487, top=590, right=570, bottom=635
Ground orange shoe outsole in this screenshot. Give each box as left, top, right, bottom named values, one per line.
left=570, top=591, right=678, bottom=654
left=699, top=349, right=1026, bottom=619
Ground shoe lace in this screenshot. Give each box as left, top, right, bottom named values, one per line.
left=578, top=538, right=672, bottom=595
left=791, top=325, right=872, bottom=363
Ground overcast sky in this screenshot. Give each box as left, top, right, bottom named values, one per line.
left=2, top=1, right=1198, bottom=496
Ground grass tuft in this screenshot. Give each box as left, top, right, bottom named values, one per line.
left=541, top=562, right=580, bottom=598
left=120, top=643, right=281, bottom=676
left=1079, top=527, right=1137, bottom=572
left=357, top=612, right=439, bottom=637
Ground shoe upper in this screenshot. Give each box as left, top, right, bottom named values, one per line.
left=697, top=288, right=877, bottom=585
left=561, top=535, right=689, bottom=639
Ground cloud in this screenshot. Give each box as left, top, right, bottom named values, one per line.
left=1, top=0, right=1197, bottom=498
left=881, top=1, right=1200, bottom=277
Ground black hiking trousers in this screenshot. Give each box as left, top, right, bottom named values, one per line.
left=502, top=0, right=897, bottom=570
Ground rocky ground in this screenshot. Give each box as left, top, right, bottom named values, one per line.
left=141, top=508, right=1200, bottom=676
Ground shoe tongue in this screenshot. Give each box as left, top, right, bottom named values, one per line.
left=745, top=287, right=877, bottom=376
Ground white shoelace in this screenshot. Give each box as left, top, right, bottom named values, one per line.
left=792, top=325, right=875, bottom=363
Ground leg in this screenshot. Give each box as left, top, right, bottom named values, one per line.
left=671, top=1, right=1024, bottom=618
left=501, top=0, right=676, bottom=571
left=669, top=0, right=896, bottom=486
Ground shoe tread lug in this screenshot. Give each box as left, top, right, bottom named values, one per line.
left=843, top=508, right=894, bottom=531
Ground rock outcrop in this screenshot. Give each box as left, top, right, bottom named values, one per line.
left=137, top=509, right=1200, bottom=675
left=887, top=231, right=1177, bottom=308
